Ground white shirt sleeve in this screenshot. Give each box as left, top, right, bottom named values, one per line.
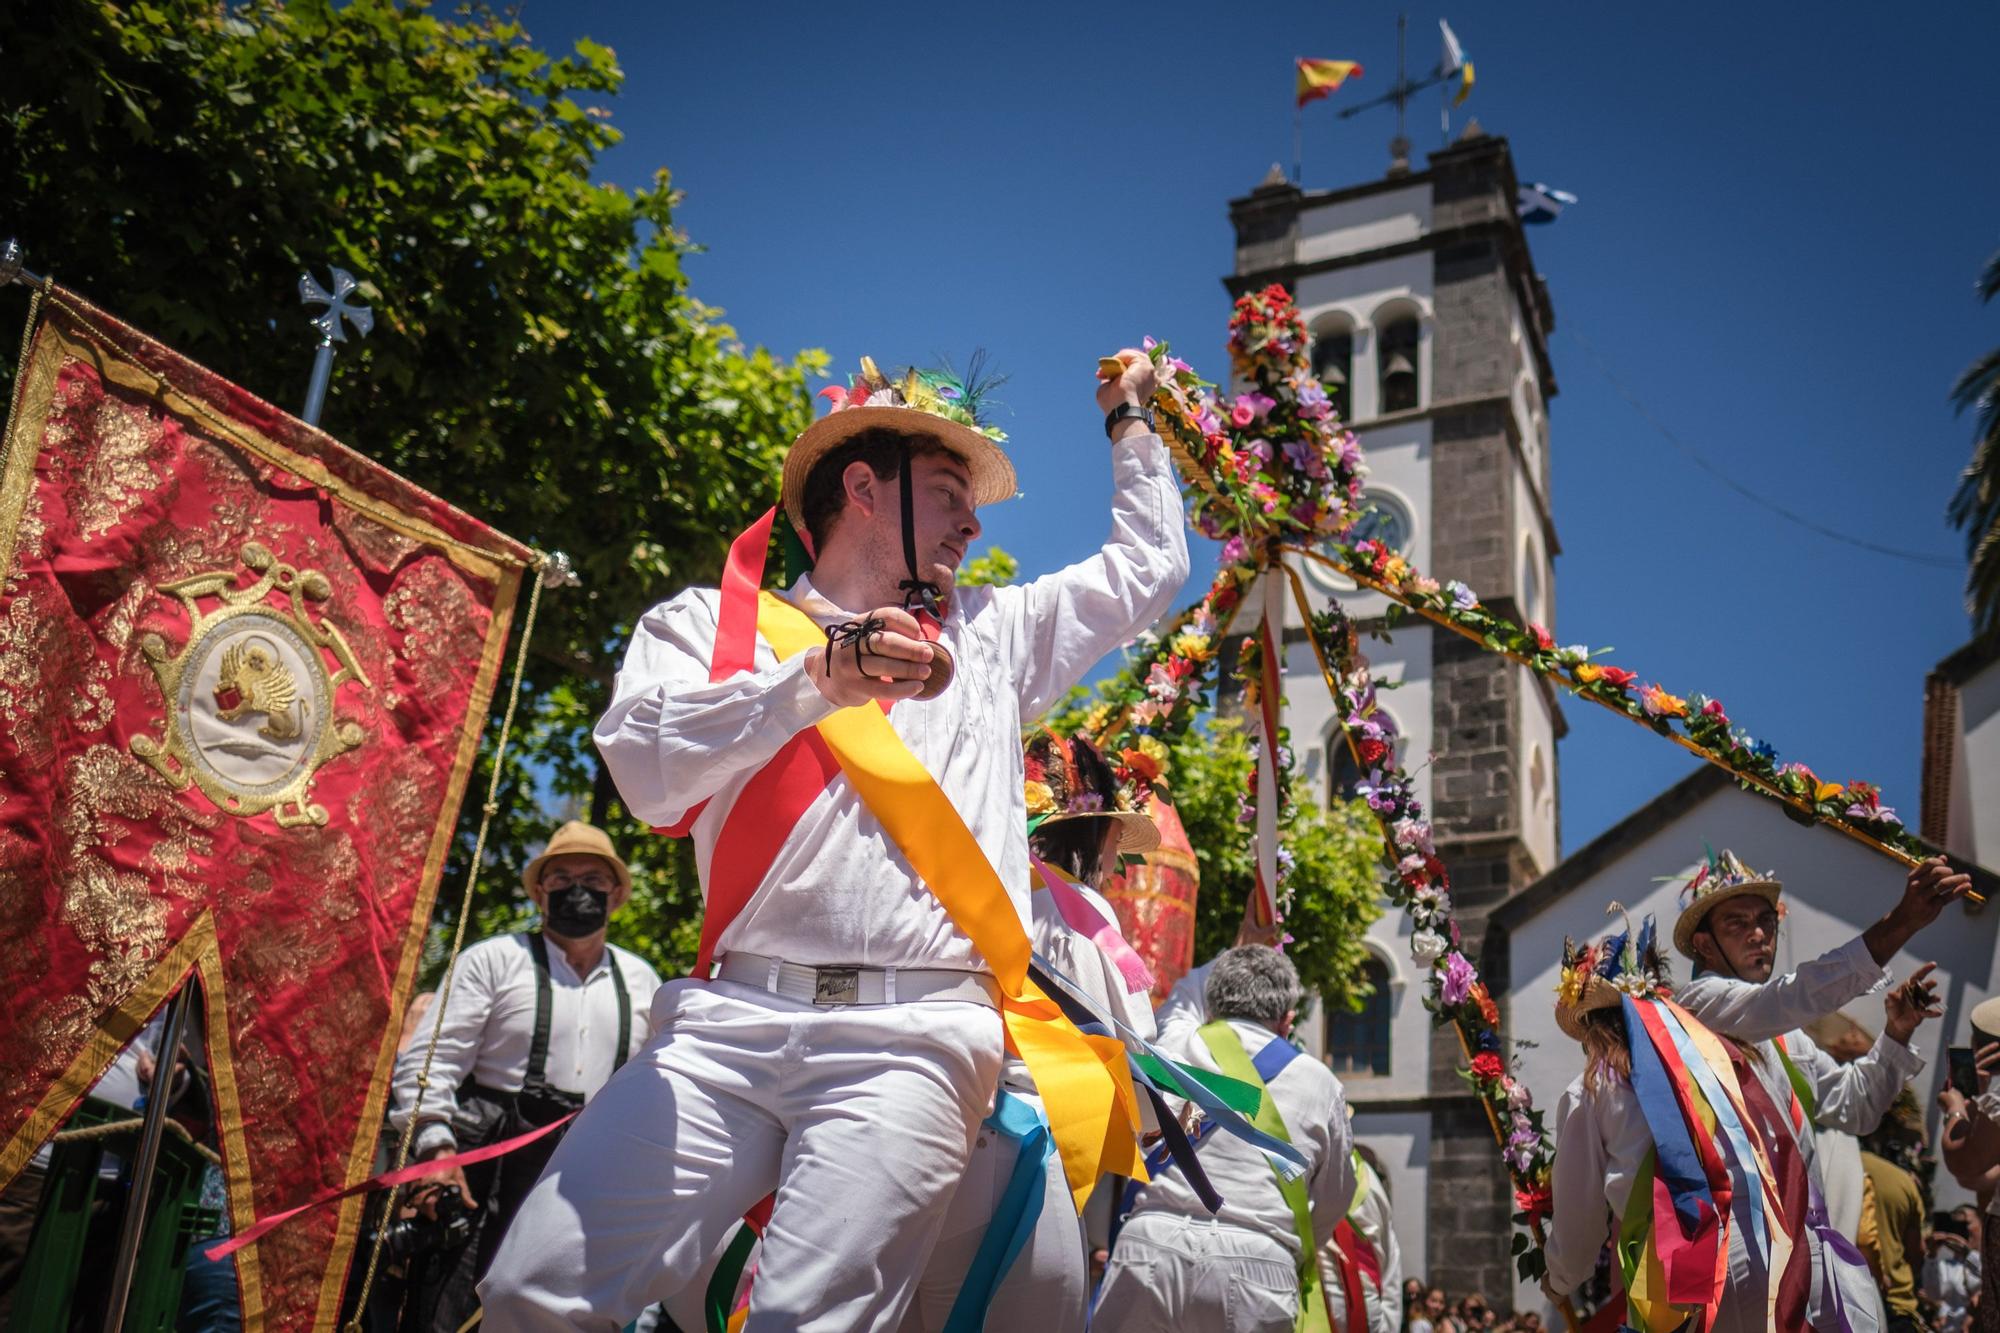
left=1543, top=1077, right=1611, bottom=1299
left=593, top=589, right=840, bottom=828
left=994, top=433, right=1189, bottom=721
left=389, top=942, right=501, bottom=1156
left=1794, top=1027, right=1924, bottom=1135
left=1156, top=958, right=1213, bottom=1044
left=1674, top=936, right=1888, bottom=1045
left=1308, top=1076, right=1358, bottom=1240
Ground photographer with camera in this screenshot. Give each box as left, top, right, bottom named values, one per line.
left=386, top=820, right=661, bottom=1331
left=1938, top=996, right=2000, bottom=1333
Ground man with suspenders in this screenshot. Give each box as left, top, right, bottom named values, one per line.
left=1097, top=945, right=1354, bottom=1333
left=387, top=820, right=662, bottom=1329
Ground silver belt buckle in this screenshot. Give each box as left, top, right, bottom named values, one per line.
left=813, top=967, right=861, bottom=1007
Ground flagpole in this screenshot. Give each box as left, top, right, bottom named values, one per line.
left=1292, top=86, right=1303, bottom=184
left=102, top=983, right=195, bottom=1333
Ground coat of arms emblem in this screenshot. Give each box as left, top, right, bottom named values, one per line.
left=132, top=541, right=371, bottom=826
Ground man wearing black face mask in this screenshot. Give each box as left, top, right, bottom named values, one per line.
left=387, top=820, right=662, bottom=1331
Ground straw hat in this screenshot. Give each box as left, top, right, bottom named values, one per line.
left=1970, top=994, right=2000, bottom=1050
left=1555, top=914, right=1674, bottom=1042
left=781, top=356, right=1017, bottom=536
left=520, top=820, right=632, bottom=897
left=1024, top=730, right=1160, bottom=855
left=1670, top=847, right=1782, bottom=960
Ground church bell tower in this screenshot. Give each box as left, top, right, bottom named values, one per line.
left=1226, top=125, right=1562, bottom=1299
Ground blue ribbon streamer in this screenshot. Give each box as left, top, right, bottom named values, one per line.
left=1029, top=952, right=1308, bottom=1180
left=942, top=1090, right=1050, bottom=1333
left=1621, top=995, right=1717, bottom=1240
left=1653, top=1003, right=1770, bottom=1273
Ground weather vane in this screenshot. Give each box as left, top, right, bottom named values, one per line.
left=1337, top=14, right=1474, bottom=174
left=297, top=265, right=374, bottom=427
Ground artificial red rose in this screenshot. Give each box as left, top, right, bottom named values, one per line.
left=1514, top=1184, right=1553, bottom=1221
left=1358, top=737, right=1389, bottom=765
left=1599, top=666, right=1637, bottom=688
left=1469, top=1052, right=1505, bottom=1082
left=1529, top=622, right=1554, bottom=651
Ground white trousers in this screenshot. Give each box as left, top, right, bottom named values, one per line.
left=1092, top=1212, right=1298, bottom=1333
left=898, top=1090, right=1087, bottom=1333
left=479, top=977, right=1004, bottom=1332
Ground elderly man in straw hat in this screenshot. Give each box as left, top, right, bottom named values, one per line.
left=1672, top=847, right=1969, bottom=1328
left=387, top=819, right=663, bottom=1329
left=482, top=352, right=1188, bottom=1329
left=1096, top=945, right=1354, bottom=1333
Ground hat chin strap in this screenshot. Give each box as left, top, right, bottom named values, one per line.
left=896, top=440, right=945, bottom=620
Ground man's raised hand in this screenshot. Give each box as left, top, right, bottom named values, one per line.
left=1096, top=348, right=1161, bottom=430
left=807, top=606, right=935, bottom=708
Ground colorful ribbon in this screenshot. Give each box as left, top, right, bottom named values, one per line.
left=203, top=1111, right=578, bottom=1261
left=941, top=1090, right=1052, bottom=1333
left=1031, top=856, right=1155, bottom=996
left=1621, top=996, right=1724, bottom=1308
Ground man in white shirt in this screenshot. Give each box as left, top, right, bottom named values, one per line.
left=1096, top=946, right=1354, bottom=1333
left=1673, top=847, right=1969, bottom=1327
left=388, top=820, right=662, bottom=1329
left=1320, top=1143, right=1402, bottom=1333
left=481, top=353, right=1188, bottom=1330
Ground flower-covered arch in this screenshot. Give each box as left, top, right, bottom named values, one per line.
left=1075, top=284, right=1965, bottom=1320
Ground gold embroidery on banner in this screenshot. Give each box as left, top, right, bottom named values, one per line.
left=59, top=382, right=165, bottom=541
left=131, top=542, right=372, bottom=827
left=385, top=560, right=483, bottom=701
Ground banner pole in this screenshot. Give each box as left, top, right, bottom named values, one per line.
left=103, top=980, right=195, bottom=1333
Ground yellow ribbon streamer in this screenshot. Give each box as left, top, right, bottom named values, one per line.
left=755, top=592, right=1144, bottom=1206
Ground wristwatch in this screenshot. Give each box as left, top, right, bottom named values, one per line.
left=1104, top=402, right=1155, bottom=438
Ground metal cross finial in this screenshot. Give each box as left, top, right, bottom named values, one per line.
left=297, top=265, right=374, bottom=427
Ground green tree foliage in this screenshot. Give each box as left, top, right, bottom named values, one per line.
left=1164, top=717, right=1384, bottom=1013
left=955, top=545, right=1019, bottom=588
left=1950, top=246, right=2000, bottom=641
left=0, top=0, right=824, bottom=977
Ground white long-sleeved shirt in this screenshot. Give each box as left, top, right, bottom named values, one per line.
left=1155, top=957, right=1214, bottom=1042
left=1319, top=1155, right=1403, bottom=1333
left=389, top=933, right=663, bottom=1156
left=1127, top=1017, right=1354, bottom=1264
left=1010, top=880, right=1159, bottom=1118
left=1677, top=937, right=1924, bottom=1162
left=593, top=433, right=1188, bottom=973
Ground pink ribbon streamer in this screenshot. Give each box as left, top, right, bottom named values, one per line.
left=203, top=1111, right=579, bottom=1261
left=1031, top=855, right=1155, bottom=995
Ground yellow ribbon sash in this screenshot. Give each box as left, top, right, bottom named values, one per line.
left=755, top=592, right=1144, bottom=1207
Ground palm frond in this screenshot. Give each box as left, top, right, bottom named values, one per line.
left=1979, top=247, right=2000, bottom=305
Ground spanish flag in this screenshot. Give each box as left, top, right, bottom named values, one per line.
left=1296, top=58, right=1363, bottom=107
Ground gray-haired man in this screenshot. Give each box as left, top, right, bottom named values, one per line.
left=1096, top=946, right=1354, bottom=1333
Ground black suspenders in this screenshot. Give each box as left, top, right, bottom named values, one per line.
left=524, top=930, right=633, bottom=1088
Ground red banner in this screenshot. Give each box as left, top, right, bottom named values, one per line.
left=1100, top=798, right=1199, bottom=1005
left=0, top=289, right=531, bottom=1329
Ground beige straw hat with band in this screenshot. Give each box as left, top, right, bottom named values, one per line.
left=781, top=356, right=1017, bottom=536
left=521, top=820, right=632, bottom=897
left=1670, top=847, right=1782, bottom=960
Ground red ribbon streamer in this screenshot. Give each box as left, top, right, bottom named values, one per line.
left=203, top=1112, right=578, bottom=1261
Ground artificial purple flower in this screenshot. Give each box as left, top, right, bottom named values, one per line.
left=1447, top=581, right=1477, bottom=611
left=1241, top=391, right=1277, bottom=419
left=1220, top=535, right=1249, bottom=565
left=1440, top=952, right=1478, bottom=1007
left=1295, top=380, right=1332, bottom=419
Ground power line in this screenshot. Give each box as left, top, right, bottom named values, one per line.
left=1562, top=325, right=1961, bottom=570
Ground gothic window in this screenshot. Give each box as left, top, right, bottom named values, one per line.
left=1310, top=315, right=1355, bottom=421
left=1327, top=956, right=1392, bottom=1077
left=1520, top=530, right=1546, bottom=627
left=1378, top=315, right=1421, bottom=414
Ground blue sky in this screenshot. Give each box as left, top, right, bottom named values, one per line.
left=527, top=2, right=1999, bottom=858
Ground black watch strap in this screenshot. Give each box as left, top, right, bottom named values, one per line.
left=1104, top=402, right=1155, bottom=438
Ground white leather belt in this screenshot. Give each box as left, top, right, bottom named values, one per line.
left=711, top=951, right=1001, bottom=1009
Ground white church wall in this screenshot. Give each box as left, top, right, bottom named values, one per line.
left=1502, top=777, right=2000, bottom=1311
left=1352, top=1109, right=1433, bottom=1287
left=1295, top=255, right=1433, bottom=424
left=1297, top=184, right=1431, bottom=267
left=1960, top=657, right=2000, bottom=867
